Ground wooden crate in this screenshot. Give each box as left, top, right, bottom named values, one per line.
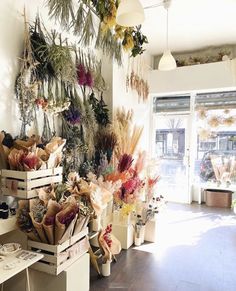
left=1, top=167, right=63, bottom=199
left=28, top=227, right=89, bottom=275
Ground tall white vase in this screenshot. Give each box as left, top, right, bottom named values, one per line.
left=102, top=260, right=112, bottom=277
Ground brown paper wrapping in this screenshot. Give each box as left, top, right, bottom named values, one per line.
left=54, top=215, right=66, bottom=245
left=73, top=216, right=87, bottom=235
left=59, top=214, right=78, bottom=244
left=43, top=200, right=62, bottom=245
left=29, top=212, right=48, bottom=243
left=43, top=223, right=54, bottom=245
left=26, top=230, right=41, bottom=242
left=54, top=199, right=78, bottom=244
left=82, top=215, right=90, bottom=230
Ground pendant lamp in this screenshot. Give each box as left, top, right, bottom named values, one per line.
left=158, top=2, right=176, bottom=71
left=116, top=0, right=145, bottom=27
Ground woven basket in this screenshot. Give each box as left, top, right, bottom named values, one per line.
left=205, top=189, right=233, bottom=208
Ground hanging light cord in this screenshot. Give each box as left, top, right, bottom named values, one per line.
left=166, top=7, right=169, bottom=50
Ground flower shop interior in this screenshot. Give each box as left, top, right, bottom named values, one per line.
left=1, top=0, right=236, bottom=291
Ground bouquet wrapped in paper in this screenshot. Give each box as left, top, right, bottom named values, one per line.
left=98, top=224, right=121, bottom=263
left=16, top=200, right=41, bottom=242
left=29, top=198, right=48, bottom=243
left=43, top=199, right=62, bottom=244
left=54, top=198, right=78, bottom=244
left=1, top=132, right=66, bottom=171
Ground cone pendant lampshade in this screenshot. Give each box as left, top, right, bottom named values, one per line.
left=158, top=50, right=176, bottom=71
left=158, top=3, right=176, bottom=71
left=116, top=0, right=145, bottom=27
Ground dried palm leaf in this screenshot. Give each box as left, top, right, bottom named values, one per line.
left=47, top=0, right=74, bottom=29
left=79, top=9, right=95, bottom=47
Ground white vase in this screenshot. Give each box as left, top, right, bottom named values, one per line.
left=122, top=213, right=131, bottom=225
left=113, top=210, right=120, bottom=224
left=140, top=225, right=146, bottom=243
left=92, top=217, right=101, bottom=232
left=107, top=200, right=113, bottom=217
left=134, top=236, right=142, bottom=246
left=102, top=260, right=111, bottom=277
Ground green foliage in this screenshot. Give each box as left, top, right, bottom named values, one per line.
left=131, top=26, right=149, bottom=57
left=88, top=92, right=110, bottom=127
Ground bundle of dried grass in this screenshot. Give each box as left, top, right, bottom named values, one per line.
left=113, top=108, right=143, bottom=159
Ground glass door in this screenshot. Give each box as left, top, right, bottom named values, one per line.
left=152, top=114, right=191, bottom=203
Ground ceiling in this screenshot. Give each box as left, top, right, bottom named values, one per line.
left=140, top=0, right=236, bottom=56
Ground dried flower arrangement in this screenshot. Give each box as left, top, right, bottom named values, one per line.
left=113, top=108, right=143, bottom=159
left=46, top=0, right=148, bottom=64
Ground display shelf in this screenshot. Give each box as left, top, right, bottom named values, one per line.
left=0, top=216, right=17, bottom=236
left=0, top=249, right=43, bottom=285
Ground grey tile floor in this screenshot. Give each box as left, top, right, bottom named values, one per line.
left=90, top=203, right=236, bottom=291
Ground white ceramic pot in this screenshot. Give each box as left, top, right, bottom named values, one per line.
left=134, top=236, right=142, bottom=246
left=102, top=260, right=112, bottom=277
left=140, top=225, right=146, bottom=243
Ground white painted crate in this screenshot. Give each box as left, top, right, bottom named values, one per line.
left=28, top=227, right=89, bottom=275
left=1, top=167, right=63, bottom=199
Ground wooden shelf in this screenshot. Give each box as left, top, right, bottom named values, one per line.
left=0, top=216, right=17, bottom=236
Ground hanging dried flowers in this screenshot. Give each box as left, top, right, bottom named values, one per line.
left=198, top=128, right=212, bottom=141
left=224, top=109, right=231, bottom=115
left=46, top=0, right=148, bottom=64
left=223, top=116, right=235, bottom=126
left=46, top=32, right=75, bottom=84
left=126, top=56, right=150, bottom=102
left=88, top=92, right=110, bottom=127
left=197, top=107, right=207, bottom=120
left=208, top=115, right=221, bottom=128
left=15, top=11, right=39, bottom=138
left=30, top=15, right=55, bottom=82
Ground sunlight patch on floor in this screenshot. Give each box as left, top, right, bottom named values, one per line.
left=133, top=206, right=236, bottom=260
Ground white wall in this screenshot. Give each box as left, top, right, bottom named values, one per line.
left=112, top=53, right=152, bottom=154
left=150, top=59, right=236, bottom=95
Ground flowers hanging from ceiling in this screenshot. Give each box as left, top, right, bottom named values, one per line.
left=46, top=0, right=148, bottom=64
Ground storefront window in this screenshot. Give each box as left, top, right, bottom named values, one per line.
left=194, top=108, right=236, bottom=184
